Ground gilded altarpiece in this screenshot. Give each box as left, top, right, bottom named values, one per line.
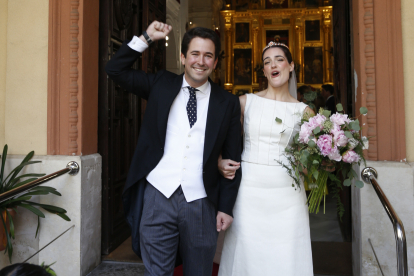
left=221, top=6, right=333, bottom=94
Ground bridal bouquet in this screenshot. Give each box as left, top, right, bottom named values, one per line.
left=280, top=104, right=369, bottom=217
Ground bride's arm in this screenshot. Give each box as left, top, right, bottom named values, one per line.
left=218, top=95, right=245, bottom=180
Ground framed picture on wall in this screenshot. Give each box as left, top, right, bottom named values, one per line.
left=266, top=0, right=288, bottom=9
left=304, top=46, right=323, bottom=84
left=235, top=23, right=250, bottom=44
left=232, top=0, right=250, bottom=10
left=265, top=29, right=289, bottom=46
left=305, top=20, right=321, bottom=41
left=234, top=48, right=252, bottom=85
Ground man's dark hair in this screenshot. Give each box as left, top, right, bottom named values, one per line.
left=0, top=263, right=51, bottom=276
left=181, top=27, right=221, bottom=60
left=297, top=85, right=309, bottom=95
left=321, top=84, right=334, bottom=95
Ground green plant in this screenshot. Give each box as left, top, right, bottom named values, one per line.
left=41, top=261, right=57, bottom=276
left=0, top=144, right=70, bottom=263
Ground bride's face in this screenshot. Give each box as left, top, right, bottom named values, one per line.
left=262, top=47, right=294, bottom=88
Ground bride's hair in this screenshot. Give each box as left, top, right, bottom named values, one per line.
left=262, top=42, right=293, bottom=64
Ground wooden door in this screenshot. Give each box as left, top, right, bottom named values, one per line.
left=332, top=0, right=353, bottom=242
left=98, top=0, right=166, bottom=254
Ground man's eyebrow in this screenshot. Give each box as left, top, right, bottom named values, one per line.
left=190, top=50, right=214, bottom=56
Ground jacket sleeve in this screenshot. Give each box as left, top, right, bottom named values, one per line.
left=218, top=97, right=242, bottom=217
left=105, top=41, right=157, bottom=100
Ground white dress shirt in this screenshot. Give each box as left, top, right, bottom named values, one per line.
left=128, top=36, right=211, bottom=202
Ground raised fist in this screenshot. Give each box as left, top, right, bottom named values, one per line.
left=146, top=21, right=172, bottom=42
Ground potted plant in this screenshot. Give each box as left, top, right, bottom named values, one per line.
left=0, top=145, right=70, bottom=262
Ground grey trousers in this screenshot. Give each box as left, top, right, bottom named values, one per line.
left=140, top=182, right=218, bottom=276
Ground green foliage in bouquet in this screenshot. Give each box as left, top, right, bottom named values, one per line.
left=278, top=104, right=369, bottom=218
left=0, top=145, right=70, bottom=263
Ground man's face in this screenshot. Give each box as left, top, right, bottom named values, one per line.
left=321, top=88, right=328, bottom=99
left=181, top=37, right=218, bottom=87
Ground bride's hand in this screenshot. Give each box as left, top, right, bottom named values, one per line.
left=218, top=155, right=240, bottom=180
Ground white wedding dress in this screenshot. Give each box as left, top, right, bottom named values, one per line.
left=218, top=94, right=313, bottom=276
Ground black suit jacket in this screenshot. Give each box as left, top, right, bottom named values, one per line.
left=325, top=95, right=336, bottom=114
left=105, top=42, right=242, bottom=258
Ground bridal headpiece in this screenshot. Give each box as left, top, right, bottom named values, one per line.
left=262, top=41, right=289, bottom=53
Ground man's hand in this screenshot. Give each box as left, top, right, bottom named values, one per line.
left=216, top=211, right=233, bottom=232
left=218, top=157, right=240, bottom=180
left=140, top=21, right=172, bottom=45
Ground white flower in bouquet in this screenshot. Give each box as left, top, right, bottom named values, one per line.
left=362, top=136, right=369, bottom=150
left=347, top=138, right=359, bottom=150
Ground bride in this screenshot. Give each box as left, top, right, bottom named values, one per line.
left=217, top=42, right=314, bottom=275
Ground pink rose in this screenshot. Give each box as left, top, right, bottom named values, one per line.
left=299, top=122, right=313, bottom=143
left=330, top=113, right=351, bottom=126
left=308, top=114, right=326, bottom=130
left=328, top=148, right=342, bottom=162
left=342, top=150, right=360, bottom=163
left=317, top=134, right=335, bottom=156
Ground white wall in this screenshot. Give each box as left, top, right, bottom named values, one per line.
left=353, top=161, right=414, bottom=275
left=0, top=155, right=102, bottom=276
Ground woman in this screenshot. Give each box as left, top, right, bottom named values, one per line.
left=217, top=42, right=314, bottom=275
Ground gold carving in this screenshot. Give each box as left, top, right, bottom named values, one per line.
left=221, top=6, right=333, bottom=92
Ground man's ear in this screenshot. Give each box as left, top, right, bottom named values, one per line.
left=213, top=58, right=218, bottom=69
left=180, top=53, right=186, bottom=66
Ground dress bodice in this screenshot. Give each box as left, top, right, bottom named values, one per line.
left=241, top=93, right=308, bottom=166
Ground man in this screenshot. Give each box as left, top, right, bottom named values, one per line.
left=321, top=84, right=335, bottom=113
left=105, top=21, right=242, bottom=276
left=297, top=85, right=309, bottom=103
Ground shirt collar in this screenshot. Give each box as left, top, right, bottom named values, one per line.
left=182, top=75, right=210, bottom=95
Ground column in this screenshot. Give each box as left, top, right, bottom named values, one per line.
left=295, top=25, right=304, bottom=83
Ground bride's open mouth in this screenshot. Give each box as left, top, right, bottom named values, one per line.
left=271, top=71, right=280, bottom=77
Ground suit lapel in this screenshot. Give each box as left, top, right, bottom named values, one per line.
left=203, top=81, right=227, bottom=165
left=157, top=73, right=184, bottom=145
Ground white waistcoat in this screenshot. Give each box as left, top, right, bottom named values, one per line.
left=146, top=82, right=210, bottom=202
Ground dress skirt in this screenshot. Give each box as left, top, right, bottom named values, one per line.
left=218, top=161, right=313, bottom=276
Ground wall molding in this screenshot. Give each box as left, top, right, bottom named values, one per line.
left=68, top=0, right=80, bottom=155
left=48, top=0, right=99, bottom=156
left=356, top=0, right=406, bottom=161
left=362, top=0, right=378, bottom=160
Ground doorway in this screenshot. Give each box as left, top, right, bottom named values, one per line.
left=98, top=0, right=166, bottom=255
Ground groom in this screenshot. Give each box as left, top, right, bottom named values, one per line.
left=106, top=21, right=242, bottom=275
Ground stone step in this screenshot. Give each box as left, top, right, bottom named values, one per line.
left=88, top=261, right=347, bottom=276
